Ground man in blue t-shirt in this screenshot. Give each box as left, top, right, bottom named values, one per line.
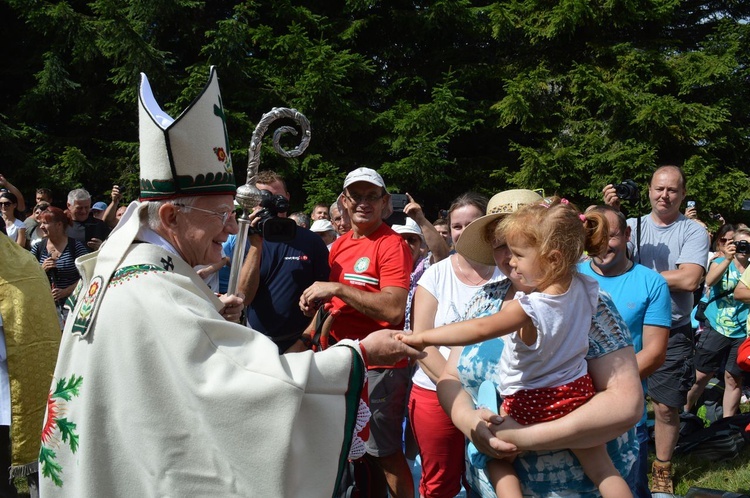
left=579, top=205, right=672, bottom=498
left=225, top=171, right=329, bottom=353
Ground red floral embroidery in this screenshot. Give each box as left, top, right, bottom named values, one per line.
left=213, top=147, right=227, bottom=162
left=87, top=281, right=99, bottom=297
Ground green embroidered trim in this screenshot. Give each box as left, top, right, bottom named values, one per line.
left=65, top=280, right=83, bottom=314
left=110, top=264, right=166, bottom=286
left=332, top=349, right=365, bottom=497
left=140, top=172, right=235, bottom=198
left=71, top=276, right=103, bottom=335
left=70, top=265, right=166, bottom=335
left=176, top=172, right=236, bottom=192
left=140, top=178, right=177, bottom=199
left=40, top=375, right=83, bottom=487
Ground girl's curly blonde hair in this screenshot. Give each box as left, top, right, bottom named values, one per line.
left=496, top=197, right=609, bottom=290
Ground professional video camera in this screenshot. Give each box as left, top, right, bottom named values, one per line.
left=614, top=179, right=639, bottom=202
left=253, top=189, right=297, bottom=242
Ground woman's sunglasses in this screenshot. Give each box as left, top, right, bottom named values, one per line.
left=0, top=201, right=13, bottom=207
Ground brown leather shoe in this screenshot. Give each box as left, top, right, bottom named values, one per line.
left=651, top=460, right=674, bottom=494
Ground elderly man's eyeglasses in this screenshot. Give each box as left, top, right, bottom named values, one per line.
left=344, top=192, right=385, bottom=204
left=173, top=203, right=234, bottom=225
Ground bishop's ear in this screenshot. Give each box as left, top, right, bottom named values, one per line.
left=159, top=202, right=180, bottom=231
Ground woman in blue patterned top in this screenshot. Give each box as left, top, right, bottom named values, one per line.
left=685, top=226, right=750, bottom=418
left=434, top=190, right=642, bottom=497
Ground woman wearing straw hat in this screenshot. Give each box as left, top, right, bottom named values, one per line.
left=434, top=189, right=642, bottom=497
left=408, top=192, right=503, bottom=498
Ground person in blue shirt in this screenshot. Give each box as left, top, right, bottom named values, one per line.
left=224, top=170, right=329, bottom=353
left=579, top=205, right=672, bottom=498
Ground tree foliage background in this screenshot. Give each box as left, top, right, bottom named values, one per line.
left=2, top=0, right=749, bottom=223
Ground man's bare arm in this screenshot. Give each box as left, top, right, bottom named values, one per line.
left=237, top=235, right=263, bottom=305
left=660, top=262, right=704, bottom=293
left=332, top=284, right=408, bottom=325
left=404, top=193, right=450, bottom=264
left=301, top=282, right=407, bottom=325
left=637, top=325, right=669, bottom=379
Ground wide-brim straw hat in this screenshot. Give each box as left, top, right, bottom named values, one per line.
left=455, top=189, right=543, bottom=265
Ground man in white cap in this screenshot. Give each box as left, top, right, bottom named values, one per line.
left=310, top=218, right=337, bottom=248
left=299, top=167, right=414, bottom=498
left=391, top=197, right=451, bottom=330
left=38, top=68, right=422, bottom=498
left=391, top=218, right=426, bottom=334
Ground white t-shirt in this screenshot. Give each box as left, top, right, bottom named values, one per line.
left=5, top=218, right=25, bottom=243
left=412, top=256, right=503, bottom=390
left=499, top=274, right=598, bottom=395
left=0, top=312, right=10, bottom=426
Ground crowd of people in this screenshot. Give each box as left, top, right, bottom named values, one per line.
left=1, top=68, right=749, bottom=498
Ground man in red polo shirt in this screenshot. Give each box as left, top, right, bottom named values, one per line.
left=300, top=167, right=413, bottom=498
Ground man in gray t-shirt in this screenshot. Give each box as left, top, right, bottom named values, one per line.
left=603, top=165, right=709, bottom=494
left=626, top=212, right=708, bottom=328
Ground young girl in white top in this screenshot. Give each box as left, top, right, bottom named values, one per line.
left=399, top=197, right=632, bottom=498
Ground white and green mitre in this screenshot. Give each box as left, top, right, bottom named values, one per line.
left=66, top=67, right=238, bottom=337
left=138, top=65, right=236, bottom=200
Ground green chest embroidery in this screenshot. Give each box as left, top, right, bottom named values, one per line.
left=70, top=264, right=167, bottom=335
left=40, top=375, right=83, bottom=487
left=110, top=263, right=167, bottom=286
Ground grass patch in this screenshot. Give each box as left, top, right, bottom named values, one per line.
left=649, top=400, right=750, bottom=496
left=671, top=445, right=750, bottom=495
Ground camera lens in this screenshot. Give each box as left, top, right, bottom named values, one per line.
left=614, top=180, right=639, bottom=202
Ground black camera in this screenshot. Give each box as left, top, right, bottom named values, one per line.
left=614, top=179, right=639, bottom=202
left=709, top=213, right=722, bottom=221
left=386, top=193, right=409, bottom=226
left=253, top=189, right=297, bottom=242
left=734, top=240, right=750, bottom=254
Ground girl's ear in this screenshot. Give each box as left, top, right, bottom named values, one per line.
left=546, top=249, right=563, bottom=266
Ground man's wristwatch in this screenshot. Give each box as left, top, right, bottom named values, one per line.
left=299, top=335, right=314, bottom=349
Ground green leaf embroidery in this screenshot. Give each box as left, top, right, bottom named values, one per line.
left=53, top=374, right=83, bottom=401
left=39, top=445, right=63, bottom=487
left=57, top=418, right=79, bottom=453
left=41, top=374, right=83, bottom=487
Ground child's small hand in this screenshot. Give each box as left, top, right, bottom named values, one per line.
left=396, top=330, right=426, bottom=351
